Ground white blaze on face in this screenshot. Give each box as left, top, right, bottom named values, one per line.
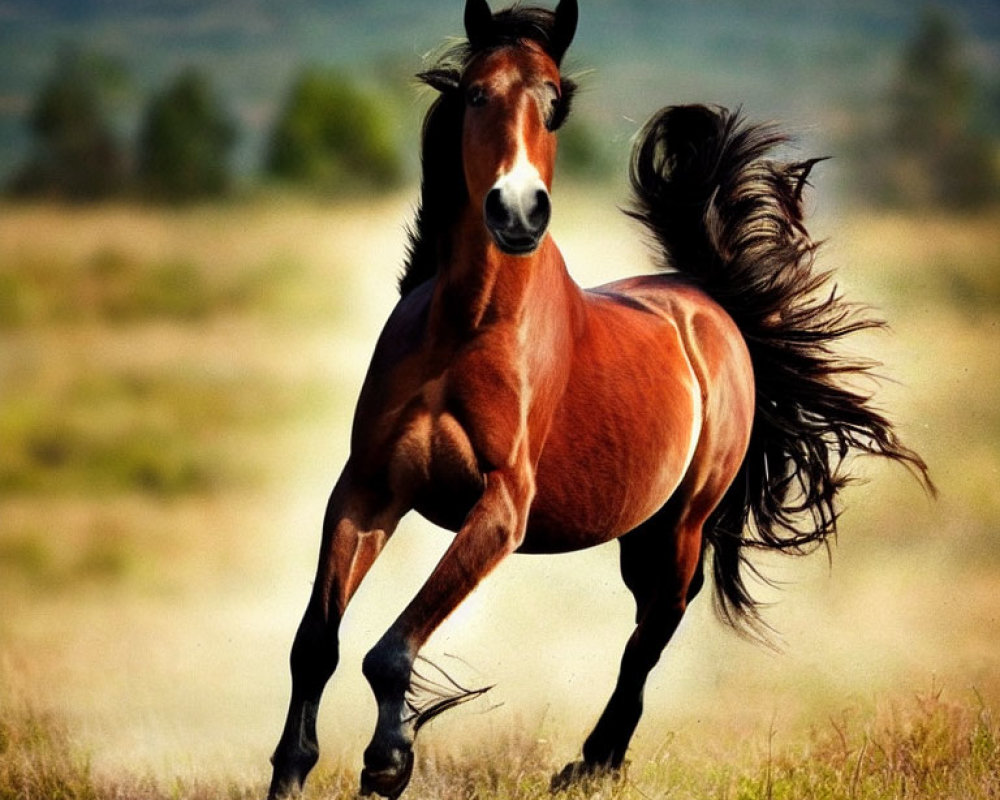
left=495, top=122, right=544, bottom=199
left=484, top=103, right=551, bottom=252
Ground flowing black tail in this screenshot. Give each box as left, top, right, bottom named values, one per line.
left=627, top=105, right=933, bottom=635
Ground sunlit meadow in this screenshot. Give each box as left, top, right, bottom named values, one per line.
left=1, top=187, right=998, bottom=798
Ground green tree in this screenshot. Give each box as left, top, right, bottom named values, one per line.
left=136, top=68, right=238, bottom=202
left=878, top=7, right=998, bottom=209
left=8, top=45, right=127, bottom=201
left=265, top=68, right=402, bottom=194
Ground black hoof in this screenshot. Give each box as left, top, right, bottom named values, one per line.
left=359, top=749, right=414, bottom=800
left=267, top=747, right=318, bottom=799
left=266, top=774, right=303, bottom=800
left=549, top=760, right=626, bottom=793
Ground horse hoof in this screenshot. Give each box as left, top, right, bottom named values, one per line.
left=267, top=746, right=318, bottom=799
left=359, top=749, right=414, bottom=799
left=549, top=760, right=626, bottom=792
left=550, top=761, right=585, bottom=792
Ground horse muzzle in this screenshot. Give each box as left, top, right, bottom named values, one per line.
left=484, top=178, right=551, bottom=255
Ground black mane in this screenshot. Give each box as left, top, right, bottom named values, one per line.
left=397, top=5, right=576, bottom=298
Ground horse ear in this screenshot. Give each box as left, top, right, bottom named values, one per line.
left=550, top=0, right=578, bottom=64
left=418, top=68, right=461, bottom=94
left=464, top=0, right=493, bottom=49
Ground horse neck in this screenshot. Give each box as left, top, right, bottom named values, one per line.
left=430, top=206, right=572, bottom=336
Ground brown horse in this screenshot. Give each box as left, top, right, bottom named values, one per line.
left=267, top=1, right=930, bottom=798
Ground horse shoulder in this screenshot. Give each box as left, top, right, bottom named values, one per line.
left=445, top=324, right=530, bottom=472
left=348, top=285, right=437, bottom=483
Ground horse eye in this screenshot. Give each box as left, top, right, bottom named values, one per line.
left=467, top=86, right=488, bottom=108
left=543, top=83, right=563, bottom=130
left=546, top=102, right=563, bottom=130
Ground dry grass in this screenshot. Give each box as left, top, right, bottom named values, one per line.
left=1, top=198, right=998, bottom=797
left=1, top=688, right=997, bottom=799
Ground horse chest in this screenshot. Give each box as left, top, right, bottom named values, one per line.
left=383, top=404, right=480, bottom=527
left=382, top=343, right=526, bottom=528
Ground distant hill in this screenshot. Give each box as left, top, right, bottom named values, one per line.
left=1, top=0, right=997, bottom=184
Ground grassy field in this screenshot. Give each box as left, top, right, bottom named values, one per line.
left=1, top=194, right=998, bottom=798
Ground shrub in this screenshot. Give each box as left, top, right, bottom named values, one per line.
left=136, top=68, right=238, bottom=202
left=6, top=45, right=128, bottom=201
left=265, top=68, right=403, bottom=194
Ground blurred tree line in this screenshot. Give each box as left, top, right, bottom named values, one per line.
left=850, top=7, right=1000, bottom=210
left=0, top=41, right=626, bottom=204
left=6, top=45, right=406, bottom=203
left=7, top=47, right=131, bottom=201
left=6, top=6, right=998, bottom=208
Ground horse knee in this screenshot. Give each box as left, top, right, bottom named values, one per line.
left=289, top=608, right=340, bottom=693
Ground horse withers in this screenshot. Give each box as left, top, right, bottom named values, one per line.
left=267, top=2, right=930, bottom=798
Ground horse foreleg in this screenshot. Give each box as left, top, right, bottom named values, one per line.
left=552, top=514, right=705, bottom=790
left=359, top=468, right=532, bottom=799
left=268, top=469, right=402, bottom=800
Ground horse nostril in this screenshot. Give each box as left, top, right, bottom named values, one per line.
left=484, top=188, right=509, bottom=229
left=484, top=183, right=549, bottom=252
left=528, top=189, right=551, bottom=232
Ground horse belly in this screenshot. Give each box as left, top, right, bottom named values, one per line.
left=522, top=334, right=702, bottom=553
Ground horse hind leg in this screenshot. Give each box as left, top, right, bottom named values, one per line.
left=551, top=501, right=706, bottom=790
